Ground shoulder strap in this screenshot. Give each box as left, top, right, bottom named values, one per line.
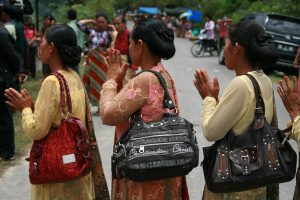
left=55, top=72, right=72, bottom=113
left=244, top=74, right=266, bottom=129
left=244, top=74, right=265, bottom=113
left=137, top=70, right=175, bottom=110
left=52, top=72, right=73, bottom=114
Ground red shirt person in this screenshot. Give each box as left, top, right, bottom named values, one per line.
left=113, top=16, right=130, bottom=60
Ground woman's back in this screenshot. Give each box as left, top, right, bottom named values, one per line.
left=201, top=70, right=273, bottom=142
left=22, top=69, right=86, bottom=140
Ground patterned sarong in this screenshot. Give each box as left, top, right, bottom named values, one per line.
left=83, top=49, right=108, bottom=106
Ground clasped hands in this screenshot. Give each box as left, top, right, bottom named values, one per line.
left=105, top=48, right=129, bottom=85
left=277, top=76, right=300, bottom=120
left=193, top=69, right=219, bottom=100
left=4, top=88, right=34, bottom=112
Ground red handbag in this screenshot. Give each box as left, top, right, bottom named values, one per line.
left=29, top=72, right=91, bottom=184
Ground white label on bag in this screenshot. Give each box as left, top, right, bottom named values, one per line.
left=62, top=154, right=76, bottom=164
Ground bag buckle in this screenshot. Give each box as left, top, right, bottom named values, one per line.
left=241, top=150, right=251, bottom=175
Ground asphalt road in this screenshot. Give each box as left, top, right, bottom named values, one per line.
left=0, top=33, right=297, bottom=200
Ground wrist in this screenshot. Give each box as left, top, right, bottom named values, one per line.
left=102, top=79, right=118, bottom=89
left=290, top=110, right=300, bottom=121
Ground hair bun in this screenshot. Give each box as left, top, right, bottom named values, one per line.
left=250, top=33, right=278, bottom=66
left=253, top=33, right=273, bottom=47
left=157, top=28, right=174, bottom=43
left=58, top=45, right=82, bottom=67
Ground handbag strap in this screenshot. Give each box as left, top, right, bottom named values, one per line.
left=51, top=72, right=73, bottom=114
left=245, top=73, right=292, bottom=134
left=244, top=74, right=266, bottom=129
left=139, top=70, right=176, bottom=110
left=131, top=70, right=176, bottom=121
left=244, top=74, right=265, bottom=114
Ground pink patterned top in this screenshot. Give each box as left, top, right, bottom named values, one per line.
left=100, top=63, right=189, bottom=200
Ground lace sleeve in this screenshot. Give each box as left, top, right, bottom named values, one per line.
left=21, top=76, right=60, bottom=140
left=99, top=72, right=152, bottom=125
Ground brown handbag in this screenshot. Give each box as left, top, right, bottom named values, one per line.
left=29, top=72, right=91, bottom=184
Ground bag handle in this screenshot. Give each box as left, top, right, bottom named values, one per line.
left=52, top=72, right=73, bottom=114
left=244, top=74, right=265, bottom=114
left=131, top=70, right=177, bottom=121
left=245, top=73, right=292, bottom=134
left=139, top=70, right=176, bottom=110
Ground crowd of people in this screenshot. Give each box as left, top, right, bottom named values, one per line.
left=1, top=3, right=300, bottom=200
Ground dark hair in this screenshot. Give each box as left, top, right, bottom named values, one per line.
left=67, top=9, right=77, bottom=20
left=45, top=24, right=82, bottom=68
left=132, top=18, right=175, bottom=60
left=2, top=5, right=15, bottom=17
left=228, top=20, right=278, bottom=69
left=44, top=14, right=55, bottom=21
left=95, top=12, right=108, bottom=23
left=204, top=13, right=212, bottom=20
left=115, top=15, right=126, bottom=24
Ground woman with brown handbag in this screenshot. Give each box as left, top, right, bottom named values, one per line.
left=4, top=25, right=109, bottom=200
left=277, top=76, right=300, bottom=200
left=193, top=20, right=279, bottom=200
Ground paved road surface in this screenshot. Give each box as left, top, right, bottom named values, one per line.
left=0, top=35, right=297, bottom=200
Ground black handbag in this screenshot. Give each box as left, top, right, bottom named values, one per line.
left=202, top=74, right=297, bottom=193
left=111, top=70, right=199, bottom=181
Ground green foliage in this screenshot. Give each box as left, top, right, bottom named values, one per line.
left=197, top=0, right=300, bottom=22
left=36, top=0, right=114, bottom=24
left=34, top=0, right=300, bottom=26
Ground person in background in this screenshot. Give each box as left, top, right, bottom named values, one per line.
left=194, top=20, right=278, bottom=199
left=77, top=12, right=113, bottom=114
left=4, top=24, right=109, bottom=200
left=100, top=18, right=189, bottom=200
left=24, top=17, right=38, bottom=79
left=204, top=13, right=217, bottom=50
left=113, top=15, right=136, bottom=84
left=41, top=14, right=55, bottom=76
left=1, top=5, right=16, bottom=39
left=67, top=8, right=84, bottom=75
left=0, top=18, right=21, bottom=161
left=13, top=6, right=27, bottom=72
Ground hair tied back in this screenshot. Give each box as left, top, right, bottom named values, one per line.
left=157, top=28, right=174, bottom=43
left=253, top=33, right=273, bottom=47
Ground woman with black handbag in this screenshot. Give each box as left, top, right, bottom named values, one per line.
left=100, top=18, right=190, bottom=200
left=277, top=76, right=300, bottom=200
left=193, top=20, right=279, bottom=199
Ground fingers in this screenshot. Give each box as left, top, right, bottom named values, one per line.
left=201, top=70, right=211, bottom=84
left=279, top=78, right=288, bottom=94
left=277, top=83, right=284, bottom=99
left=292, top=76, right=299, bottom=93
left=213, top=77, right=219, bottom=99
left=21, top=89, right=30, bottom=98
left=284, top=76, right=291, bottom=93
left=122, top=63, right=129, bottom=72
left=5, top=88, right=21, bottom=103
left=5, top=101, right=18, bottom=110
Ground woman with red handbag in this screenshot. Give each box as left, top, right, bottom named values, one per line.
left=4, top=25, right=109, bottom=200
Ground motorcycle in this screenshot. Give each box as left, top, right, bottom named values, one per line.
left=191, top=29, right=218, bottom=57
